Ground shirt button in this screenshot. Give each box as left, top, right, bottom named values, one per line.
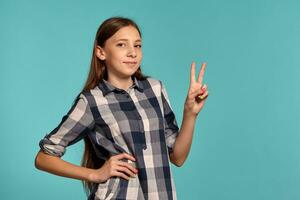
left=142, top=144, right=147, bottom=150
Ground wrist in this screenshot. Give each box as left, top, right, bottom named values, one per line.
left=183, top=109, right=198, bottom=120
left=87, top=168, right=97, bottom=182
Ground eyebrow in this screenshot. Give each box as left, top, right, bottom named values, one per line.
left=115, top=38, right=142, bottom=42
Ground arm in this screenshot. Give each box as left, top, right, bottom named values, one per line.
left=35, top=150, right=138, bottom=182
left=170, top=62, right=209, bottom=167
left=169, top=113, right=197, bottom=167
left=34, top=150, right=94, bottom=181
left=35, top=94, right=138, bottom=183
left=35, top=94, right=95, bottom=181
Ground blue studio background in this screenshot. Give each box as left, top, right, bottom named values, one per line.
left=1, top=0, right=300, bottom=199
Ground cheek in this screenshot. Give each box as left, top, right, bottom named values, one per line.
left=110, top=53, right=124, bottom=63
left=138, top=50, right=143, bottom=60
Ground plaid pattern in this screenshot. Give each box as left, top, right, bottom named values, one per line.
left=39, top=76, right=180, bottom=200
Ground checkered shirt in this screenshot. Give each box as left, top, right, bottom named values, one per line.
left=39, top=76, right=180, bottom=200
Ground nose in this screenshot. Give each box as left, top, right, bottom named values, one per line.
left=127, top=45, right=137, bottom=57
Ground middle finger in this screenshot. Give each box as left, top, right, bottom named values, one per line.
left=117, top=160, right=138, bottom=174
left=197, top=63, right=206, bottom=84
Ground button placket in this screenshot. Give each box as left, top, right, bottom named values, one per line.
left=124, top=93, right=147, bottom=150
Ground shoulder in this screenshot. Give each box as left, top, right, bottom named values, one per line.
left=140, top=77, right=163, bottom=95
left=80, top=85, right=103, bottom=98
left=145, top=77, right=161, bottom=84
left=76, top=86, right=103, bottom=107
left=144, top=77, right=163, bottom=89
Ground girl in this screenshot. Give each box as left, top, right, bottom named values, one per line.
left=35, top=16, right=208, bottom=200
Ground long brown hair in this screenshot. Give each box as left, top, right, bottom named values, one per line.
left=79, top=16, right=149, bottom=197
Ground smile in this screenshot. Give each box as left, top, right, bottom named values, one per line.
left=123, top=62, right=137, bottom=64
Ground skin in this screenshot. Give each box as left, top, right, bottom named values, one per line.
left=35, top=25, right=209, bottom=184
left=35, top=26, right=141, bottom=183
left=95, top=25, right=143, bottom=91
left=169, top=62, right=209, bottom=167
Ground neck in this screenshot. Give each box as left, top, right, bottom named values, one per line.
left=107, top=75, right=133, bottom=91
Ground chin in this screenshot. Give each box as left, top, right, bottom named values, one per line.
left=119, top=71, right=137, bottom=78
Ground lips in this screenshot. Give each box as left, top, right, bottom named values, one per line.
left=123, top=61, right=137, bottom=64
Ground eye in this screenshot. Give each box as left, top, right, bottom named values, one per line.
left=135, top=44, right=142, bottom=48
left=117, top=43, right=125, bottom=47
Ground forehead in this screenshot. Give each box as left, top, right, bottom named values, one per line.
left=110, top=26, right=141, bottom=42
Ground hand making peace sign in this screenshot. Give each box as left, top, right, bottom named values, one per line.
left=184, top=61, right=209, bottom=117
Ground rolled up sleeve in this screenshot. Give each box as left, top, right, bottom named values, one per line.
left=160, top=81, right=180, bottom=154
left=39, top=93, right=94, bottom=157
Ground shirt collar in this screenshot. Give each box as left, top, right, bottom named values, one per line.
left=98, top=76, right=144, bottom=96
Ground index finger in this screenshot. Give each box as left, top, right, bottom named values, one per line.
left=190, top=61, right=196, bottom=85
left=113, top=153, right=136, bottom=162
left=197, top=62, right=207, bottom=85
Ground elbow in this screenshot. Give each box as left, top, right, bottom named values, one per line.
left=170, top=153, right=185, bottom=167
left=34, top=150, right=45, bottom=170
left=34, top=152, right=42, bottom=170
left=173, top=160, right=184, bottom=167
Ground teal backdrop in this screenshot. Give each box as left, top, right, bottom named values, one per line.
left=1, top=0, right=300, bottom=199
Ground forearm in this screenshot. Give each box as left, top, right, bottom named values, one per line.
left=170, top=112, right=197, bottom=167
left=35, top=150, right=94, bottom=182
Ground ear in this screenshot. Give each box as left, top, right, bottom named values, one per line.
left=95, top=45, right=106, bottom=60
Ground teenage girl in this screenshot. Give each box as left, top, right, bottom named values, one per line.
left=35, top=16, right=208, bottom=200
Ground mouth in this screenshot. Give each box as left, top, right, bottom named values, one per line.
left=123, top=61, right=137, bottom=64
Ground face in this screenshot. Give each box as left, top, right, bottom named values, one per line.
left=96, top=26, right=142, bottom=79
